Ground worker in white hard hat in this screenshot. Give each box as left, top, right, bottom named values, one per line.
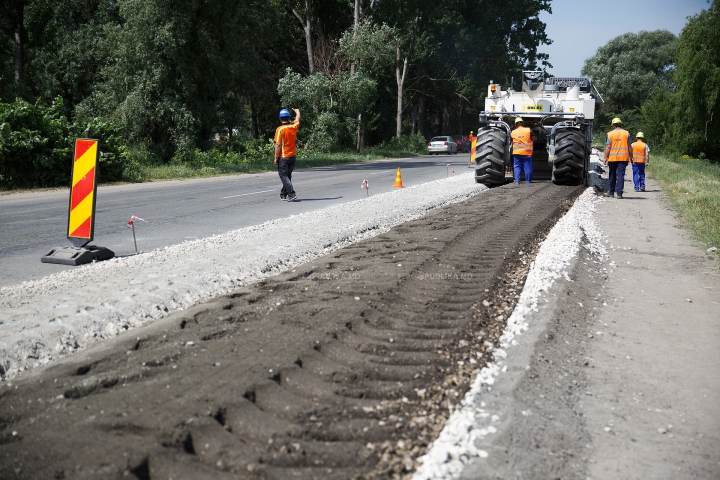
left=603, top=117, right=632, bottom=198
left=631, top=132, right=650, bottom=192
left=511, top=117, right=535, bottom=183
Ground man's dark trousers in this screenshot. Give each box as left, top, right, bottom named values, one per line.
left=608, top=161, right=628, bottom=196
left=278, top=156, right=296, bottom=198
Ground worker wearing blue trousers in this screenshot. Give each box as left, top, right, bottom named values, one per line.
left=631, top=132, right=650, bottom=192
left=603, top=118, right=632, bottom=198
left=511, top=117, right=535, bottom=183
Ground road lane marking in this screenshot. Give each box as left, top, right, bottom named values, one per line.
left=222, top=189, right=275, bottom=199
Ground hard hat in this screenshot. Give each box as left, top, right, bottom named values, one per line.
left=514, top=117, right=524, bottom=124
left=611, top=117, right=622, bottom=125
left=279, top=108, right=291, bottom=118
left=636, top=132, right=645, bottom=139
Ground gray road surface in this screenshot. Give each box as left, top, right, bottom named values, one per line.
left=0, top=154, right=472, bottom=287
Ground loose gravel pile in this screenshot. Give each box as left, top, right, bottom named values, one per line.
left=0, top=173, right=485, bottom=380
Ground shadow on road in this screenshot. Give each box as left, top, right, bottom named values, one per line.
left=293, top=196, right=343, bottom=202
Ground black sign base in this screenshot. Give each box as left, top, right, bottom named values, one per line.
left=41, top=246, right=115, bottom=266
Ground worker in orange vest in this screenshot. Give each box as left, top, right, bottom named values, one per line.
left=603, top=117, right=632, bottom=198
left=631, top=132, right=650, bottom=192
left=511, top=117, right=535, bottom=183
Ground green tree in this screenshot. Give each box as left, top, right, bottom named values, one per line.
left=671, top=0, right=720, bottom=157
left=581, top=30, right=677, bottom=119
left=77, top=0, right=274, bottom=161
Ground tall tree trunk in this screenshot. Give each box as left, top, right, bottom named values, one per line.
left=396, top=46, right=409, bottom=138
left=418, top=97, right=426, bottom=138
left=250, top=98, right=259, bottom=139
left=291, top=0, right=314, bottom=74
left=441, top=101, right=450, bottom=135
left=350, top=0, right=359, bottom=76
left=14, top=13, right=24, bottom=87
left=395, top=24, right=417, bottom=138
left=458, top=102, right=464, bottom=136
left=411, top=104, right=418, bottom=135
left=356, top=113, right=364, bottom=151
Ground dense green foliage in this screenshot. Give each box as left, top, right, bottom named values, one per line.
left=0, top=98, right=126, bottom=188
left=0, top=0, right=552, bottom=183
left=581, top=30, right=677, bottom=137
left=586, top=1, right=719, bottom=159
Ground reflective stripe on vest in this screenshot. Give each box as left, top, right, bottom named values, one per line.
left=632, top=141, right=647, bottom=163
left=607, top=129, right=630, bottom=162
left=512, top=127, right=533, bottom=155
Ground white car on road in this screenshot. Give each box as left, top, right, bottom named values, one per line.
left=427, top=136, right=458, bottom=155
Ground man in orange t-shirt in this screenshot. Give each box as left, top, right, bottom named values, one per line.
left=273, top=108, right=301, bottom=201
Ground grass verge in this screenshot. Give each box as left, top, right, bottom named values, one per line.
left=649, top=153, right=720, bottom=251
left=138, top=149, right=420, bottom=181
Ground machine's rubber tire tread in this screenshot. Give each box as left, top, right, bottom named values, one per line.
left=474, top=127, right=506, bottom=185
left=553, top=129, right=586, bottom=185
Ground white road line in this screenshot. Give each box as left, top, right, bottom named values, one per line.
left=222, top=189, right=275, bottom=199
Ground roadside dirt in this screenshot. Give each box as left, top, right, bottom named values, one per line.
left=0, top=182, right=582, bottom=480
left=458, top=172, right=720, bottom=480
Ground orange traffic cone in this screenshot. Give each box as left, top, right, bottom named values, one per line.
left=392, top=167, right=405, bottom=188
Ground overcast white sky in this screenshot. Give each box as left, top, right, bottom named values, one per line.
left=539, top=0, right=711, bottom=77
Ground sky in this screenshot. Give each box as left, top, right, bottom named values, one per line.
left=538, top=0, right=711, bottom=77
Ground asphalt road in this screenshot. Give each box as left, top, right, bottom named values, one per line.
left=0, top=154, right=472, bottom=288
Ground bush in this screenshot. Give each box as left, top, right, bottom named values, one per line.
left=375, top=133, right=428, bottom=155
left=308, top=112, right=351, bottom=153
left=0, top=97, right=127, bottom=189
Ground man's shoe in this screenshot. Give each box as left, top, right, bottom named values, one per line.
left=280, top=195, right=287, bottom=200
left=617, top=193, right=623, bottom=199
left=634, top=189, right=639, bottom=192
left=640, top=188, right=645, bottom=192
left=286, top=195, right=297, bottom=202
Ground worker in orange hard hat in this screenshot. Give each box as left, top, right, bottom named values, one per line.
left=511, top=117, right=535, bottom=183
left=603, top=117, right=632, bottom=198
left=631, top=132, right=650, bottom=192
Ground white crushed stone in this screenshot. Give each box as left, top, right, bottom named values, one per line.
left=0, top=172, right=485, bottom=380
left=413, top=182, right=607, bottom=479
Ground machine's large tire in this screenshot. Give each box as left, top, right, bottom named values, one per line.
left=474, top=127, right=507, bottom=185
left=552, top=128, right=586, bottom=185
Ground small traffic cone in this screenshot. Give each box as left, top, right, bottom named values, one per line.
left=392, top=167, right=405, bottom=188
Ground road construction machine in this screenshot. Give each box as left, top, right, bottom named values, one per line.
left=474, top=71, right=598, bottom=186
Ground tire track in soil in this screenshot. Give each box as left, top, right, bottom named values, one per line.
left=0, top=182, right=583, bottom=480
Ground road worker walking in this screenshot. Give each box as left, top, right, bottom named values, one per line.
left=603, top=117, right=632, bottom=198
left=631, top=132, right=650, bottom=192
left=274, top=108, right=300, bottom=201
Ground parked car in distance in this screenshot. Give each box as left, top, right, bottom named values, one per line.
left=451, top=135, right=470, bottom=153
left=427, top=136, right=458, bottom=155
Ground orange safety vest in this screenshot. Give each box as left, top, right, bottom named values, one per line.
left=631, top=140, right=647, bottom=163
left=607, top=128, right=630, bottom=162
left=511, top=126, right=533, bottom=156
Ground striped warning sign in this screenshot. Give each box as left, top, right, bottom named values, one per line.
left=67, top=139, right=99, bottom=246
left=470, top=135, right=477, bottom=164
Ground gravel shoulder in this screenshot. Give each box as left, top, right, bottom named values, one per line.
left=0, top=173, right=484, bottom=380
left=584, top=173, right=720, bottom=479
left=457, top=169, right=720, bottom=479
